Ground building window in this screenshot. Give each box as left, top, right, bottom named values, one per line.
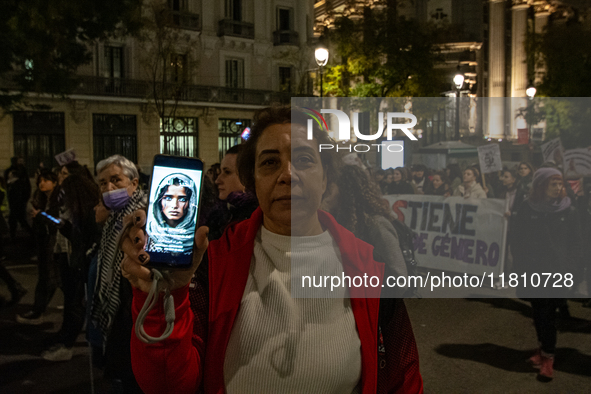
left=279, top=67, right=292, bottom=92
left=12, top=112, right=65, bottom=175
left=225, top=0, right=242, bottom=21
left=168, top=53, right=188, bottom=83
left=104, top=46, right=124, bottom=79
left=103, top=46, right=124, bottom=93
left=168, top=0, right=187, bottom=12
left=218, top=118, right=251, bottom=161
left=93, top=114, right=137, bottom=165
left=277, top=7, right=293, bottom=31
left=160, top=117, right=199, bottom=157
left=225, top=59, right=244, bottom=88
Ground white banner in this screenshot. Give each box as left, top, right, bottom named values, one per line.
left=383, top=195, right=507, bottom=276
left=54, top=149, right=77, bottom=166
left=540, top=138, right=563, bottom=165
left=563, top=148, right=591, bottom=177
left=477, top=144, right=502, bottom=174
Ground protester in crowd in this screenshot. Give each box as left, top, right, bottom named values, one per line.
left=120, top=106, right=423, bottom=393
left=41, top=174, right=101, bottom=361
left=206, top=163, right=221, bottom=183
left=513, top=161, right=535, bottom=211
left=205, top=144, right=258, bottom=241
left=446, top=163, right=462, bottom=192
left=454, top=167, right=487, bottom=199
left=16, top=170, right=60, bottom=324
left=502, top=169, right=519, bottom=214
left=6, top=158, right=32, bottom=239
left=90, top=154, right=145, bottom=393
left=59, top=161, right=94, bottom=184
left=333, top=164, right=408, bottom=285
left=387, top=167, right=415, bottom=195
left=411, top=164, right=432, bottom=195
left=0, top=174, right=27, bottom=306
left=372, top=168, right=386, bottom=186
left=510, top=168, right=583, bottom=382
left=429, top=171, right=451, bottom=197
left=380, top=168, right=394, bottom=195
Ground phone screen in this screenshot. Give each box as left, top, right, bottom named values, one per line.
left=144, top=156, right=203, bottom=268
left=41, top=211, right=61, bottom=225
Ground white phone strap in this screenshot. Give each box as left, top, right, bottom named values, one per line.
left=135, top=269, right=176, bottom=343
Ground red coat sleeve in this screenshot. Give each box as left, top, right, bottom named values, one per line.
left=380, top=300, right=424, bottom=394
left=131, top=284, right=206, bottom=394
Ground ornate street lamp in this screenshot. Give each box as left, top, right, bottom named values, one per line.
left=315, top=46, right=329, bottom=98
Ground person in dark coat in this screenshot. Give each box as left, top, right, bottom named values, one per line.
left=386, top=167, right=415, bottom=195
left=5, top=157, right=32, bottom=239
left=509, top=168, right=583, bottom=382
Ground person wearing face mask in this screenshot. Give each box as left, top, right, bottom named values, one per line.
left=91, top=154, right=145, bottom=393
left=510, top=168, right=583, bottom=382
left=204, top=144, right=258, bottom=241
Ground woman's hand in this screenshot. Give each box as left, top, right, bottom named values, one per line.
left=120, top=209, right=209, bottom=293
left=31, top=208, right=40, bottom=218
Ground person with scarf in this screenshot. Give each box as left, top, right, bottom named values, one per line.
left=513, top=161, right=535, bottom=213
left=91, top=154, right=145, bottom=393
left=428, top=171, right=451, bottom=197
left=510, top=168, right=583, bottom=382
left=146, top=173, right=198, bottom=254
left=453, top=167, right=487, bottom=199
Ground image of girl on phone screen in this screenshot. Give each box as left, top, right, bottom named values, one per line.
left=146, top=173, right=198, bottom=254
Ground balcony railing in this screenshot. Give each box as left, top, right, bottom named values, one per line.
left=162, top=9, right=201, bottom=31
left=218, top=19, right=255, bottom=39
left=74, top=76, right=290, bottom=106
left=273, top=30, right=299, bottom=46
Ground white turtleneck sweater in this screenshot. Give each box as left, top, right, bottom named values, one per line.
left=223, top=226, right=362, bottom=393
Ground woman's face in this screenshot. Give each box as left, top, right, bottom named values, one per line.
left=58, top=167, right=69, bottom=185
left=386, top=174, right=393, bottom=183
left=38, top=177, right=56, bottom=193
left=393, top=170, right=402, bottom=182
left=98, top=164, right=138, bottom=196
left=463, top=169, right=475, bottom=184
left=545, top=177, right=564, bottom=199
left=161, top=185, right=189, bottom=227
left=215, top=153, right=244, bottom=200
left=519, top=164, right=531, bottom=178
left=432, top=175, right=442, bottom=189
left=254, top=123, right=326, bottom=236
left=375, top=173, right=384, bottom=182
left=502, top=171, right=516, bottom=187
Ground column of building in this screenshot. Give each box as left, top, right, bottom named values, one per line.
left=487, top=0, right=506, bottom=139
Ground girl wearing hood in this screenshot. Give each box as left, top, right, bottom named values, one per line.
left=146, top=173, right=198, bottom=254
left=510, top=168, right=583, bottom=382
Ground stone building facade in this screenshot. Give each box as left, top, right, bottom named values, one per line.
left=1, top=0, right=316, bottom=175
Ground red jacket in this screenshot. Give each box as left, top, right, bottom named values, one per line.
left=131, top=208, right=423, bottom=394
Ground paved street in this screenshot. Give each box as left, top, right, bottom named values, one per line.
left=1, top=236, right=590, bottom=393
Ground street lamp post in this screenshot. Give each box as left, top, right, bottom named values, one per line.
left=315, top=46, right=329, bottom=98
left=526, top=81, right=536, bottom=142
left=453, top=67, right=464, bottom=141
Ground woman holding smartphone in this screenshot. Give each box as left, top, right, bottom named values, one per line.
left=121, top=107, right=423, bottom=394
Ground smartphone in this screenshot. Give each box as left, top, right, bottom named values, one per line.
left=144, top=155, right=204, bottom=268
left=40, top=211, right=62, bottom=225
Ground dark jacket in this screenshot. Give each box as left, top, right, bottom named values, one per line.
left=386, top=181, right=415, bottom=196
left=510, top=201, right=583, bottom=297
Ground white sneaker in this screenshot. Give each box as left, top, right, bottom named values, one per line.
left=41, top=344, right=73, bottom=362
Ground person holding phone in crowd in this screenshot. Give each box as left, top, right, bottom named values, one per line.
left=119, top=106, right=423, bottom=394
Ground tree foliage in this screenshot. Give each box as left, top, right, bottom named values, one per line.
left=322, top=7, right=447, bottom=98
left=0, top=0, right=142, bottom=109
left=524, top=16, right=591, bottom=148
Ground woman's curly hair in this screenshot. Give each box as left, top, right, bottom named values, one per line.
left=333, top=165, right=393, bottom=238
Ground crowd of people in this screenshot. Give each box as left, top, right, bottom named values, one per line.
left=0, top=105, right=589, bottom=391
